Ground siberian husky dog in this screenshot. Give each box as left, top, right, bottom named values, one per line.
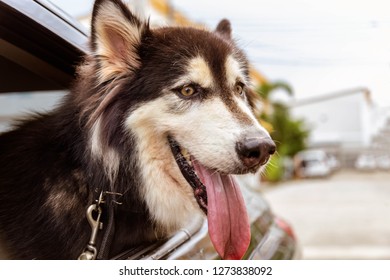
left=0, top=0, right=275, bottom=259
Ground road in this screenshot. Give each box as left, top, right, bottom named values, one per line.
left=263, top=170, right=390, bottom=259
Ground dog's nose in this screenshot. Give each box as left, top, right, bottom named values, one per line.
left=236, top=136, right=276, bottom=168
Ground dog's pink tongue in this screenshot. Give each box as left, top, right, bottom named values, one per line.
left=193, top=160, right=250, bottom=260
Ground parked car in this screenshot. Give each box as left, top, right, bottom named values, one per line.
left=0, top=0, right=300, bottom=260
left=355, top=154, right=376, bottom=171
left=294, top=149, right=335, bottom=178
left=377, top=155, right=390, bottom=170
left=327, top=154, right=340, bottom=172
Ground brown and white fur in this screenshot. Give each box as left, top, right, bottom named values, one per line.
left=0, top=0, right=274, bottom=259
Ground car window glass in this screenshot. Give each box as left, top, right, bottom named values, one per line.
left=0, top=91, right=64, bottom=132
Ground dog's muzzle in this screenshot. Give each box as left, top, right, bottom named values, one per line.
left=236, top=134, right=276, bottom=170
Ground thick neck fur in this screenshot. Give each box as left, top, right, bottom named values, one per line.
left=70, top=64, right=165, bottom=256
left=0, top=85, right=158, bottom=259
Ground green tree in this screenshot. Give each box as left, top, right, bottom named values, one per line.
left=257, top=81, right=292, bottom=117
left=255, top=81, right=309, bottom=182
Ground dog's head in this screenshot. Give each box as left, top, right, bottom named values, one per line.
left=81, top=0, right=275, bottom=260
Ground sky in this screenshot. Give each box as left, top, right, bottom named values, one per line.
left=171, top=0, right=390, bottom=107
left=51, top=0, right=390, bottom=107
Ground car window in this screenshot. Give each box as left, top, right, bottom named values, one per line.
left=0, top=91, right=64, bottom=133
left=0, top=5, right=86, bottom=125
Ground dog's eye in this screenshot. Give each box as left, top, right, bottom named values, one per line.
left=180, top=85, right=196, bottom=97
left=235, top=83, right=245, bottom=96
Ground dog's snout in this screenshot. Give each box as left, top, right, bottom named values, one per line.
left=236, top=136, right=276, bottom=168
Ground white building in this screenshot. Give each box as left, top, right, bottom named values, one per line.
left=290, top=88, right=390, bottom=167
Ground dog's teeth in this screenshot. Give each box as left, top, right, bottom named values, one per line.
left=180, top=147, right=188, bottom=156
left=181, top=148, right=192, bottom=165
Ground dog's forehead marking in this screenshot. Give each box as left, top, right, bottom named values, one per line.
left=185, top=56, right=214, bottom=88
left=225, top=55, right=246, bottom=86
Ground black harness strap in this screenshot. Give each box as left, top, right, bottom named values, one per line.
left=96, top=192, right=121, bottom=259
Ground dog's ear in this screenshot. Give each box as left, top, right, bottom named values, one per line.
left=215, top=19, right=232, bottom=40
left=91, top=0, right=149, bottom=81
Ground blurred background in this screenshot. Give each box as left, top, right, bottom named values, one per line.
left=1, top=0, right=389, bottom=259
